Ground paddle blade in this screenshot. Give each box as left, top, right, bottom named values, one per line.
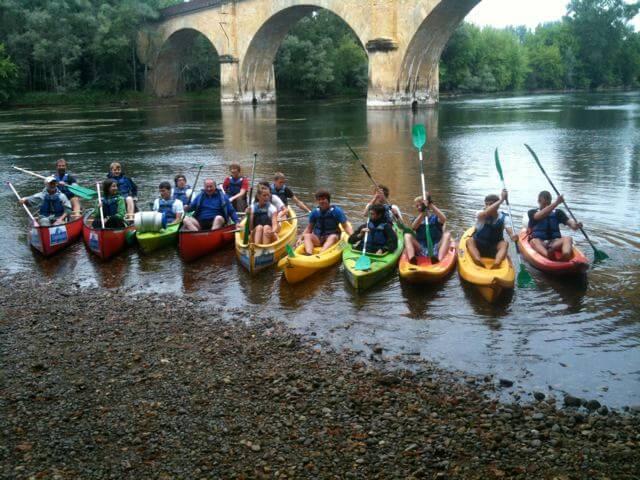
left=593, top=248, right=609, bottom=263
left=69, top=184, right=97, bottom=200
left=355, top=254, right=371, bottom=271
left=517, top=264, right=535, bottom=288
left=412, top=124, right=427, bottom=150
left=286, top=244, right=296, bottom=258
left=494, top=148, right=505, bottom=181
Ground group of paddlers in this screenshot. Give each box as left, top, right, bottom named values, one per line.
left=18, top=158, right=584, bottom=265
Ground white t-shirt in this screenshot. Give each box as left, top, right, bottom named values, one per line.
left=270, top=194, right=285, bottom=211
left=153, top=198, right=184, bottom=216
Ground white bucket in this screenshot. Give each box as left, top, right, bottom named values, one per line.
left=134, top=212, right=166, bottom=233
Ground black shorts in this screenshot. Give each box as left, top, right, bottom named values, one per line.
left=476, top=240, right=498, bottom=259
left=198, top=219, right=214, bottom=230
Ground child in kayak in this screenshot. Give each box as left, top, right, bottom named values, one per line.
left=363, top=184, right=403, bottom=224
left=301, top=189, right=353, bottom=255
left=528, top=191, right=582, bottom=261
left=250, top=184, right=279, bottom=244
left=20, top=176, right=72, bottom=226
left=153, top=181, right=184, bottom=224
left=271, top=172, right=311, bottom=214
left=92, top=179, right=126, bottom=229
left=172, top=174, right=192, bottom=205
left=52, top=158, right=81, bottom=216
left=107, top=162, right=137, bottom=220
left=223, top=164, right=249, bottom=213
left=467, top=189, right=518, bottom=269
left=349, top=204, right=398, bottom=254
left=403, top=194, right=452, bottom=263
left=183, top=179, right=238, bottom=232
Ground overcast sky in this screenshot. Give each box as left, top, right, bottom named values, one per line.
left=466, top=0, right=640, bottom=30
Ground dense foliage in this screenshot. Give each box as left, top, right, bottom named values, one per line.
left=0, top=43, right=18, bottom=103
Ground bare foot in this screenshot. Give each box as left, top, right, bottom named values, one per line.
left=490, top=262, right=501, bottom=270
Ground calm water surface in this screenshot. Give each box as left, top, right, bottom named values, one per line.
left=1, top=92, right=639, bottom=407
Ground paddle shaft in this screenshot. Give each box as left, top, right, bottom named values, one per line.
left=12, top=165, right=45, bottom=180
left=418, top=149, right=435, bottom=256
left=361, top=213, right=371, bottom=257
left=96, top=183, right=105, bottom=229
left=525, top=144, right=597, bottom=251
left=178, top=165, right=204, bottom=231
left=7, top=182, right=39, bottom=225
left=342, top=136, right=378, bottom=188
left=245, top=153, right=258, bottom=243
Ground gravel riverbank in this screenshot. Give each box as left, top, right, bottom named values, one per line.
left=1, top=276, right=638, bottom=479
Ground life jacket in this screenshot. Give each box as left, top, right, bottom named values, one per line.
left=194, top=188, right=228, bottom=222
left=312, top=207, right=340, bottom=237
left=270, top=183, right=288, bottom=206
left=173, top=185, right=192, bottom=204
left=157, top=198, right=177, bottom=223
left=227, top=176, right=245, bottom=196
left=473, top=212, right=507, bottom=246
left=416, top=214, right=443, bottom=245
left=53, top=172, right=72, bottom=196
left=366, top=220, right=388, bottom=251
left=252, top=203, right=273, bottom=227
left=107, top=173, right=135, bottom=197
left=383, top=204, right=395, bottom=224
left=40, top=191, right=65, bottom=217
left=531, top=210, right=562, bottom=241
left=101, top=195, right=120, bottom=218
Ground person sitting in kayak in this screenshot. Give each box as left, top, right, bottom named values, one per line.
left=349, top=204, right=398, bottom=254
left=92, top=179, right=127, bottom=229
left=467, top=190, right=518, bottom=269
left=403, top=194, right=452, bottom=263
left=154, top=181, right=184, bottom=224
left=107, top=162, right=137, bottom=220
left=528, top=190, right=582, bottom=261
left=172, top=174, right=192, bottom=205
left=250, top=184, right=279, bottom=244
left=363, top=184, right=403, bottom=224
left=20, top=176, right=71, bottom=226
left=258, top=181, right=288, bottom=220
left=183, top=179, right=238, bottom=232
left=223, top=164, right=249, bottom=213
left=271, top=172, right=311, bottom=214
left=301, top=189, right=353, bottom=255
left=52, top=158, right=81, bottom=217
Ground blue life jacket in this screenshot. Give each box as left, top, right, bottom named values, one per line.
left=252, top=203, right=273, bottom=227
left=313, top=207, right=340, bottom=237
left=416, top=214, right=443, bottom=245
left=270, top=183, right=289, bottom=206
left=366, top=220, right=388, bottom=251
left=473, top=212, right=507, bottom=246
left=102, top=195, right=120, bottom=217
left=531, top=210, right=562, bottom=241
left=227, top=176, right=246, bottom=196
left=383, top=204, right=396, bottom=224
left=173, top=185, right=192, bottom=204
left=194, top=189, right=228, bottom=222
left=157, top=198, right=177, bottom=223
left=40, top=191, right=65, bottom=217
left=107, top=173, right=136, bottom=197
left=53, top=172, right=73, bottom=197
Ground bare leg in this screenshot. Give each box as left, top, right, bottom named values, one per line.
left=560, top=237, right=573, bottom=261
left=438, top=232, right=452, bottom=261
left=466, top=238, right=485, bottom=267
left=320, top=234, right=339, bottom=252
left=304, top=233, right=321, bottom=255
left=263, top=226, right=275, bottom=244
left=212, top=215, right=226, bottom=230
left=530, top=238, right=550, bottom=258
left=125, top=196, right=135, bottom=218
left=70, top=197, right=81, bottom=217
left=404, top=233, right=416, bottom=261
left=182, top=217, right=201, bottom=232
left=493, top=240, right=509, bottom=269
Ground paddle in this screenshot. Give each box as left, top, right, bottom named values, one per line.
left=524, top=144, right=609, bottom=263
left=494, top=149, right=535, bottom=288
left=244, top=153, right=258, bottom=244
left=411, top=124, right=436, bottom=259
left=355, top=214, right=372, bottom=271
left=95, top=182, right=106, bottom=229
left=7, top=182, right=39, bottom=226
left=12, top=166, right=96, bottom=200
left=178, top=165, right=204, bottom=231
left=341, top=134, right=378, bottom=189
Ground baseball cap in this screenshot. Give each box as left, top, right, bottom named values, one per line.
left=44, top=175, right=57, bottom=185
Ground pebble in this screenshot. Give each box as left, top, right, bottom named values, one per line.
left=499, top=379, right=514, bottom=388
left=533, top=391, right=546, bottom=401
left=564, top=395, right=583, bottom=407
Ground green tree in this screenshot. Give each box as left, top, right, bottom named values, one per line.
left=0, top=43, right=18, bottom=103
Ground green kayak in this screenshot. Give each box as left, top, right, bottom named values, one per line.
left=342, top=225, right=404, bottom=292
left=136, top=222, right=180, bottom=254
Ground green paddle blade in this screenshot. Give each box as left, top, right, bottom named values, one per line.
left=494, top=148, right=505, bottom=182
left=68, top=184, right=97, bottom=200
left=593, top=248, right=609, bottom=263
left=286, top=244, right=296, bottom=258
left=355, top=253, right=371, bottom=271
left=517, top=264, right=535, bottom=288
left=412, top=124, right=427, bottom=150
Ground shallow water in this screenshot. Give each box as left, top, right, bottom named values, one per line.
left=1, top=92, right=638, bottom=407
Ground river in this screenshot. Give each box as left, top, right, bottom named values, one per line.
left=1, top=92, right=638, bottom=408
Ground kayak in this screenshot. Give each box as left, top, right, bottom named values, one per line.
left=398, top=242, right=458, bottom=284
left=82, top=210, right=135, bottom=260
left=277, top=224, right=351, bottom=284
left=179, top=224, right=236, bottom=262
left=29, top=215, right=83, bottom=257
left=342, top=225, right=404, bottom=292
left=235, top=207, right=298, bottom=274
left=518, top=228, right=589, bottom=275
left=458, top=227, right=515, bottom=303
left=137, top=222, right=180, bottom=254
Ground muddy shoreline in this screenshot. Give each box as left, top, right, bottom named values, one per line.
left=1, top=275, right=638, bottom=479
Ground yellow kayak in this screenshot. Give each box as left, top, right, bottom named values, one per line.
left=458, top=227, right=515, bottom=303
left=235, top=207, right=298, bottom=274
left=277, top=224, right=351, bottom=284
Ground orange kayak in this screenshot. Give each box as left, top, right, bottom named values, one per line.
left=519, top=229, right=589, bottom=275
left=29, top=216, right=83, bottom=257
left=398, top=243, right=457, bottom=284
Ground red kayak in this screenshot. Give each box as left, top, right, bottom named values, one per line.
left=82, top=211, right=135, bottom=260
left=519, top=229, right=589, bottom=275
left=29, top=216, right=83, bottom=257
left=179, top=225, right=236, bottom=262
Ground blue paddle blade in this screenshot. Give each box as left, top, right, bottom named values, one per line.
left=412, top=124, right=427, bottom=150
left=355, top=254, right=371, bottom=271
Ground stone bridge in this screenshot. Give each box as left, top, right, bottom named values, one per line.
left=138, top=0, right=480, bottom=108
